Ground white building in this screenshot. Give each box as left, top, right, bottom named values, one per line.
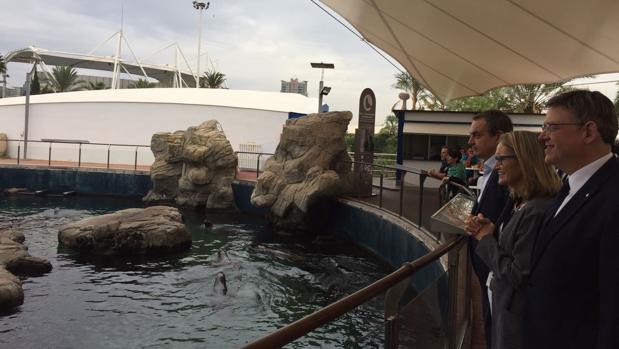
left=0, top=88, right=316, bottom=165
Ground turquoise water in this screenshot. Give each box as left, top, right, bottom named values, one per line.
left=0, top=195, right=388, bottom=348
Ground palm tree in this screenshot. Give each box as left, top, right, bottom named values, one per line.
left=200, top=70, right=227, bottom=88
left=87, top=81, right=107, bottom=90
left=130, top=79, right=156, bottom=88
left=0, top=54, right=6, bottom=75
left=504, top=82, right=569, bottom=113
left=46, top=66, right=85, bottom=92
left=393, top=72, right=432, bottom=110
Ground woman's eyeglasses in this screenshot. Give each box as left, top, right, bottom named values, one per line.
left=495, top=154, right=517, bottom=163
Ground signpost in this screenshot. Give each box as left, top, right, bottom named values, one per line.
left=354, top=88, right=376, bottom=196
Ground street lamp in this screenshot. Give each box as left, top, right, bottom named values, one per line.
left=193, top=1, right=210, bottom=88
left=310, top=62, right=334, bottom=112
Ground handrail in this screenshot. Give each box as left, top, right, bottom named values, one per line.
left=2, top=139, right=151, bottom=172
left=5, top=139, right=150, bottom=148
left=241, top=235, right=466, bottom=349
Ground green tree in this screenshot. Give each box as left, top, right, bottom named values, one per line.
left=345, top=133, right=355, bottom=152
left=0, top=54, right=6, bottom=75
left=373, top=114, right=399, bottom=153
left=200, top=70, right=227, bottom=88
left=30, top=67, right=41, bottom=95
left=446, top=82, right=572, bottom=113
left=46, top=66, right=85, bottom=92
left=393, top=72, right=432, bottom=110
left=130, top=79, right=156, bottom=88
left=87, top=81, right=107, bottom=90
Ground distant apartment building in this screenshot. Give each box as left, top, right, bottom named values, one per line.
left=280, top=78, right=308, bottom=97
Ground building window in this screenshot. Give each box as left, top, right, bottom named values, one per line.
left=429, top=135, right=447, bottom=161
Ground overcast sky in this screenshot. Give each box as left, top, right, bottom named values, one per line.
left=1, top=0, right=407, bottom=130
left=2, top=0, right=618, bottom=132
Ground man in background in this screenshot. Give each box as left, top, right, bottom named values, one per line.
left=468, top=110, right=513, bottom=347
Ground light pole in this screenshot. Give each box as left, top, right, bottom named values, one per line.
left=310, top=62, right=334, bottom=112
left=193, top=1, right=210, bottom=88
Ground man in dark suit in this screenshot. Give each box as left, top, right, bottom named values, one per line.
left=467, top=110, right=513, bottom=347
left=524, top=90, right=619, bottom=349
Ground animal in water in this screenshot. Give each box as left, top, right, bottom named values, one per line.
left=213, top=272, right=228, bottom=296
left=202, top=218, right=213, bottom=229
left=210, top=249, right=232, bottom=266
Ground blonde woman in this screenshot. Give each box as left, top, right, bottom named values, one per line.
left=465, top=131, right=561, bottom=349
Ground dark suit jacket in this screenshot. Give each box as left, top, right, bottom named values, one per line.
left=524, top=157, right=619, bottom=349
left=476, top=196, right=552, bottom=349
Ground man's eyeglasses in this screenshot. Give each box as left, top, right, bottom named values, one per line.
left=540, top=122, right=584, bottom=133
left=495, top=154, right=517, bottom=163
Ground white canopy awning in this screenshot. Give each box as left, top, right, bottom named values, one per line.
left=321, top=0, right=619, bottom=102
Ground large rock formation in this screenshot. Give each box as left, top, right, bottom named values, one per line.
left=58, top=206, right=191, bottom=256
left=0, top=226, right=52, bottom=312
left=143, top=121, right=237, bottom=209
left=251, top=111, right=353, bottom=231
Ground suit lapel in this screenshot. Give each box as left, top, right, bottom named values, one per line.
left=474, top=170, right=498, bottom=214
left=531, top=158, right=617, bottom=269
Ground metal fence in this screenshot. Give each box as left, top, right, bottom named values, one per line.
left=1, top=139, right=152, bottom=171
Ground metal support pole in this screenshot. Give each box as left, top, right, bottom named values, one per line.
left=398, top=172, right=406, bottom=216
left=48, top=142, right=52, bottom=166
left=379, top=172, right=384, bottom=208
left=447, top=244, right=461, bottom=349
left=78, top=143, right=82, bottom=168
left=318, top=79, right=324, bottom=112
left=134, top=146, right=138, bottom=171
left=256, top=154, right=261, bottom=178
left=419, top=172, right=427, bottom=228
left=17, top=142, right=21, bottom=165
left=107, top=145, right=111, bottom=169
left=23, top=72, right=31, bottom=160
left=384, top=315, right=399, bottom=349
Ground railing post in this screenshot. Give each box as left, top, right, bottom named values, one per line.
left=134, top=146, right=138, bottom=171
left=419, top=172, right=427, bottom=228
left=256, top=154, right=261, bottom=178
left=107, top=145, right=111, bottom=169
left=48, top=142, right=52, bottom=166
left=78, top=143, right=82, bottom=168
left=384, top=315, right=399, bottom=349
left=17, top=141, right=21, bottom=165
left=379, top=171, right=384, bottom=208
left=447, top=241, right=461, bottom=349
left=398, top=172, right=406, bottom=216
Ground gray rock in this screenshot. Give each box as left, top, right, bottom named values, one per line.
left=58, top=206, right=191, bottom=256
left=0, top=266, right=23, bottom=312
left=143, top=121, right=237, bottom=209
left=0, top=227, right=53, bottom=313
left=251, top=111, right=353, bottom=231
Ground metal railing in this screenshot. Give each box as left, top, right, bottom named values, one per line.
left=234, top=151, right=274, bottom=178
left=242, top=235, right=470, bottom=349
left=2, top=139, right=151, bottom=171
left=235, top=151, right=476, bottom=349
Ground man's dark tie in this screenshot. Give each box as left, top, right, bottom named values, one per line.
left=533, top=181, right=571, bottom=258
left=544, top=181, right=571, bottom=224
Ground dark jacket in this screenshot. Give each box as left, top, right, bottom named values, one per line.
left=524, top=157, right=619, bottom=349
